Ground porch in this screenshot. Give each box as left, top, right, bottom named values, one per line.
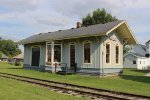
left=23, top=62, right=77, bottom=75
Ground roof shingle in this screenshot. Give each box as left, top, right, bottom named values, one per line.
left=18, top=20, right=123, bottom=44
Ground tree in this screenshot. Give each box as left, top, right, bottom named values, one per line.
left=0, top=51, right=2, bottom=58
left=82, top=8, right=118, bottom=26
left=123, top=45, right=133, bottom=55
left=0, top=38, right=22, bottom=57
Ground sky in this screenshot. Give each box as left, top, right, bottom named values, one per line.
left=0, top=0, right=150, bottom=46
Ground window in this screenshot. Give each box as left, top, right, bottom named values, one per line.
left=54, top=44, right=61, bottom=62
left=106, top=43, right=110, bottom=63
left=116, top=45, right=119, bottom=64
left=133, top=60, right=136, bottom=64
left=84, top=42, right=91, bottom=63
left=47, top=45, right=51, bottom=62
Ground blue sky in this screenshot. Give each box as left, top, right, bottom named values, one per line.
left=0, top=0, right=150, bottom=46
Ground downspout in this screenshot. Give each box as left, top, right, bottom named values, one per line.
left=95, top=36, right=101, bottom=76
left=51, top=41, right=55, bottom=73
left=101, top=35, right=107, bottom=77
left=102, top=36, right=106, bottom=77
left=102, top=51, right=104, bottom=76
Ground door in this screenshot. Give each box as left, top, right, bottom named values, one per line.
left=70, top=44, right=76, bottom=69
left=31, top=47, right=40, bottom=66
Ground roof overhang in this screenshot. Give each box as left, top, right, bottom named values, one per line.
left=106, top=21, right=137, bottom=45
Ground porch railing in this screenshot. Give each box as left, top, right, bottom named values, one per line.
left=54, top=63, right=77, bottom=74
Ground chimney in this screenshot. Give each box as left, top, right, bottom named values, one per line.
left=76, top=22, right=81, bottom=28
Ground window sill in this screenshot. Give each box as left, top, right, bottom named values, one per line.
left=105, top=63, right=111, bottom=65
left=46, top=62, right=52, bottom=65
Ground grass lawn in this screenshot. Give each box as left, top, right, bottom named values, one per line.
left=0, top=77, right=89, bottom=100
left=0, top=62, right=150, bottom=96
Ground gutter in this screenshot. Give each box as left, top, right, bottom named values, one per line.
left=17, top=34, right=106, bottom=45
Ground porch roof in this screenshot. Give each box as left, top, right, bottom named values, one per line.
left=18, top=20, right=137, bottom=45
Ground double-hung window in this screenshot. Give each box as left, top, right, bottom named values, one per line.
left=47, top=43, right=51, bottom=63
left=84, top=42, right=91, bottom=63
left=116, top=45, right=119, bottom=64
left=46, top=42, right=62, bottom=64
left=46, top=43, right=52, bottom=65
left=46, top=43, right=52, bottom=63
left=54, top=43, right=61, bottom=62
left=106, top=43, right=110, bottom=63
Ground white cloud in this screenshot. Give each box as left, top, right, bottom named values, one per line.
left=0, top=0, right=150, bottom=44
left=122, top=0, right=150, bottom=9
left=35, top=16, right=70, bottom=26
left=132, top=23, right=150, bottom=34
left=0, top=13, right=16, bottom=19
left=0, top=0, right=39, bottom=12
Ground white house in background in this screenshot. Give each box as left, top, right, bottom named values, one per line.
left=124, top=43, right=150, bottom=70
left=124, top=52, right=148, bottom=69
left=130, top=44, right=146, bottom=56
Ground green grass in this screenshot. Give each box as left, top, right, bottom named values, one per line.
left=0, top=77, right=89, bottom=100
left=0, top=62, right=150, bottom=96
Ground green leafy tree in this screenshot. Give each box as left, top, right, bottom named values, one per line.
left=123, top=45, right=133, bottom=55
left=82, top=8, right=118, bottom=26
left=0, top=38, right=21, bottom=57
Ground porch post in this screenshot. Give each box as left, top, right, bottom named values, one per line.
left=51, top=41, right=55, bottom=73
